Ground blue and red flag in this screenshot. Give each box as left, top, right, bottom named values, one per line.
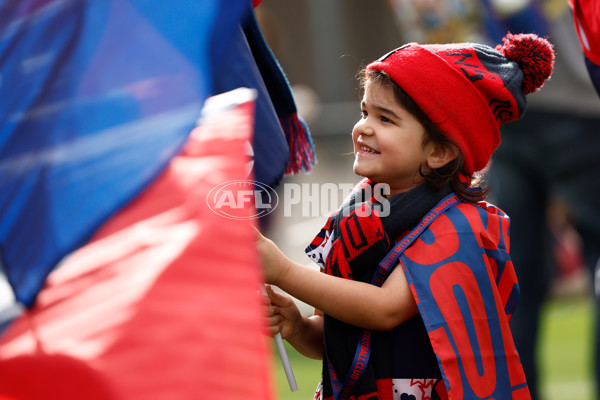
left=0, top=0, right=314, bottom=397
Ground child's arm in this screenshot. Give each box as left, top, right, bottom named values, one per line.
left=265, top=285, right=324, bottom=360
left=257, top=231, right=418, bottom=331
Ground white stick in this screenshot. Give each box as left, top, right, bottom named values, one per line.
left=274, top=331, right=298, bottom=392
left=262, top=285, right=298, bottom=391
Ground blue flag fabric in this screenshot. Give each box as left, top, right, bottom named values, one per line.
left=0, top=0, right=249, bottom=307
left=479, top=0, right=550, bottom=44
left=214, top=7, right=316, bottom=186
left=213, top=20, right=290, bottom=186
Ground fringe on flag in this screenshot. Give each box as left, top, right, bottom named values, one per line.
left=244, top=5, right=317, bottom=176
left=281, top=114, right=316, bottom=175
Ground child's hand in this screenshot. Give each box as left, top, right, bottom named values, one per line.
left=264, top=284, right=303, bottom=340
left=255, top=227, right=288, bottom=285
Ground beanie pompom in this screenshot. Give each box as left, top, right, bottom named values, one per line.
left=496, top=32, right=555, bottom=94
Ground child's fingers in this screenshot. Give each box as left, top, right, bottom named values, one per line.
left=267, top=314, right=283, bottom=331
left=265, top=284, right=276, bottom=299
left=262, top=285, right=272, bottom=305
left=263, top=285, right=285, bottom=307
left=265, top=304, right=284, bottom=337
left=265, top=284, right=288, bottom=306
left=266, top=303, right=280, bottom=318
left=267, top=324, right=281, bottom=337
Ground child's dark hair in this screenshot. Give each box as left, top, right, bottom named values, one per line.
left=359, top=68, right=488, bottom=203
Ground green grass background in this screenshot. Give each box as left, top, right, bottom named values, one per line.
left=271, top=296, right=596, bottom=400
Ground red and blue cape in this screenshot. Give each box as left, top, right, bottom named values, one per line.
left=307, top=180, right=529, bottom=399
left=401, top=201, right=529, bottom=399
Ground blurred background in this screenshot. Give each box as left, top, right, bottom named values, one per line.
left=254, top=1, right=598, bottom=400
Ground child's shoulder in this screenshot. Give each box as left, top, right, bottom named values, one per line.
left=435, top=199, right=510, bottom=233
left=475, top=200, right=509, bottom=220
left=454, top=199, right=509, bottom=218
left=457, top=200, right=506, bottom=216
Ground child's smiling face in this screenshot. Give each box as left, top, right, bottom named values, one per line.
left=352, top=79, right=436, bottom=196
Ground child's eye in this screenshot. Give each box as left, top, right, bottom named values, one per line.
left=380, top=115, right=391, bottom=123
left=360, top=109, right=368, bottom=118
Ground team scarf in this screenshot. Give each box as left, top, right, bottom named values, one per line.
left=310, top=179, right=530, bottom=399
left=322, top=179, right=453, bottom=283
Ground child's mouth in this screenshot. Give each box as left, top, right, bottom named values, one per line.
left=358, top=145, right=380, bottom=154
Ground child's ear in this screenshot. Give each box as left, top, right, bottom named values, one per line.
left=426, top=144, right=459, bottom=169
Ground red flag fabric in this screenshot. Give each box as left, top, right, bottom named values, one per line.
left=570, top=0, right=600, bottom=96
left=0, top=88, right=274, bottom=400
left=570, top=0, right=600, bottom=65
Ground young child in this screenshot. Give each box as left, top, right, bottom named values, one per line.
left=257, top=33, right=554, bottom=400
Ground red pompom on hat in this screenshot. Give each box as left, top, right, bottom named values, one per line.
left=367, top=33, right=555, bottom=175
left=496, top=32, right=555, bottom=94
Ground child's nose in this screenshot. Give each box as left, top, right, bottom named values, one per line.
left=356, top=119, right=375, bottom=136
left=359, top=118, right=375, bottom=135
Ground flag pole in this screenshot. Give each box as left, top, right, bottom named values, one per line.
left=274, top=332, right=298, bottom=391
left=262, top=285, right=297, bottom=391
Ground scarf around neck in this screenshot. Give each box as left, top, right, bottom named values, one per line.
left=325, top=179, right=453, bottom=283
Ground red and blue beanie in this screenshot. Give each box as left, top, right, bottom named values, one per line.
left=366, top=33, right=555, bottom=175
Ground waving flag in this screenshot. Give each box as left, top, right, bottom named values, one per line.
left=0, top=0, right=314, bottom=397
